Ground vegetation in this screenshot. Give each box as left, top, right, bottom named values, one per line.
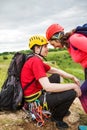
left=0, top=54, right=13, bottom=87
left=0, top=49, right=84, bottom=89
left=47, top=50, right=84, bottom=81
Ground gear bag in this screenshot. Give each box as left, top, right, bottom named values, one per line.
left=0, top=52, right=34, bottom=111
left=78, top=125, right=87, bottom=130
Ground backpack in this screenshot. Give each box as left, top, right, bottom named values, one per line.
left=75, top=23, right=87, bottom=36
left=0, top=52, right=34, bottom=111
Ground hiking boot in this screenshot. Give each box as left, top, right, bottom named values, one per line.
left=51, top=116, right=58, bottom=122
left=56, top=121, right=69, bottom=129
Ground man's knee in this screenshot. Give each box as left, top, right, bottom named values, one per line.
left=68, top=90, right=76, bottom=99
left=49, top=74, right=60, bottom=83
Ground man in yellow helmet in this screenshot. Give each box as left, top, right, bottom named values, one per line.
left=29, top=35, right=48, bottom=59
left=21, top=35, right=81, bottom=129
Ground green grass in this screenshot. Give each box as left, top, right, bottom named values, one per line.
left=0, top=54, right=13, bottom=88
left=47, top=50, right=84, bottom=80
left=0, top=50, right=84, bottom=89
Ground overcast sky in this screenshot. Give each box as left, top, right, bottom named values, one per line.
left=0, top=0, right=87, bottom=53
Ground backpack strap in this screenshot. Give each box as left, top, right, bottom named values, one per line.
left=23, top=78, right=35, bottom=91
left=71, top=44, right=78, bottom=50
left=23, top=53, right=36, bottom=91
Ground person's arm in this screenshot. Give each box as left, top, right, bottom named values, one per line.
left=39, top=77, right=81, bottom=97
left=47, top=67, right=80, bottom=85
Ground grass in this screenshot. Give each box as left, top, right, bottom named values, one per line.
left=47, top=50, right=84, bottom=80
left=0, top=50, right=84, bottom=89
left=0, top=54, right=13, bottom=88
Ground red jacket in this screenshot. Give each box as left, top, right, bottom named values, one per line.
left=68, top=33, right=87, bottom=68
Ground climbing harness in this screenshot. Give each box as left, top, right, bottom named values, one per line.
left=22, top=99, right=51, bottom=127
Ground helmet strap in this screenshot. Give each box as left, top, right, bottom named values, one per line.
left=35, top=46, right=47, bottom=61
left=39, top=46, right=43, bottom=55
left=39, top=54, right=47, bottom=61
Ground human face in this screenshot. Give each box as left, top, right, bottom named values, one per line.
left=49, top=39, right=63, bottom=48
left=40, top=44, right=49, bottom=57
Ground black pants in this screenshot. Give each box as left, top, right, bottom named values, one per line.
left=39, top=74, right=76, bottom=121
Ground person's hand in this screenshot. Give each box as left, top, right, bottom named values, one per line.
left=72, top=83, right=82, bottom=97
left=72, top=76, right=80, bottom=86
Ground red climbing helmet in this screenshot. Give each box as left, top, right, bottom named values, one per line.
left=46, top=24, right=64, bottom=40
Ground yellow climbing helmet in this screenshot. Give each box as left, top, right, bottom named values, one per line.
left=29, top=35, right=48, bottom=49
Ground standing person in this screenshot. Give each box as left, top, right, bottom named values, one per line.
left=46, top=23, right=87, bottom=80
left=21, top=35, right=81, bottom=129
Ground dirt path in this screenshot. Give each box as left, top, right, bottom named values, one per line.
left=0, top=98, right=87, bottom=130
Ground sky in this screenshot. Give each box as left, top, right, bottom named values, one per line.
left=0, top=0, right=87, bottom=53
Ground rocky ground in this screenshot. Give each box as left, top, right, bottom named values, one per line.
left=0, top=98, right=87, bottom=130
